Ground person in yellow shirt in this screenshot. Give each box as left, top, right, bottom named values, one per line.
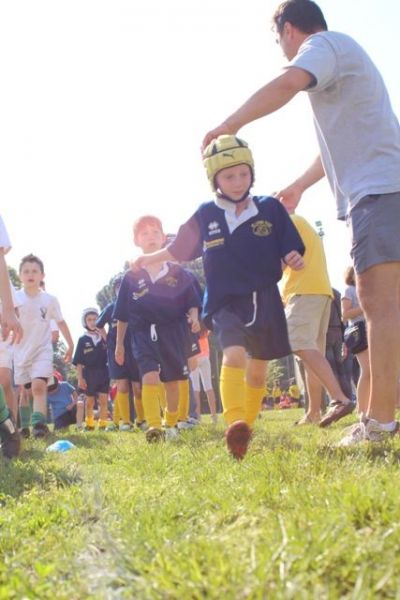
left=281, top=214, right=353, bottom=426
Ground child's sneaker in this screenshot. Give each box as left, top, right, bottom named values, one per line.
left=145, top=427, right=165, bottom=443
left=119, top=423, right=134, bottom=432
left=105, top=422, right=119, bottom=432
left=165, top=426, right=179, bottom=440
left=136, top=421, right=149, bottom=432
left=337, top=416, right=400, bottom=446
left=32, top=422, right=50, bottom=439
left=19, top=427, right=31, bottom=439
left=177, top=419, right=194, bottom=430
left=0, top=416, right=21, bottom=459
left=225, top=420, right=252, bottom=460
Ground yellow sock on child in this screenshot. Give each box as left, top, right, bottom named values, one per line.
left=177, top=379, right=189, bottom=421
left=165, top=409, right=179, bottom=428
left=116, top=391, right=130, bottom=423
left=219, top=365, right=246, bottom=425
left=134, top=395, right=145, bottom=423
left=245, top=384, right=265, bottom=427
left=143, top=384, right=162, bottom=429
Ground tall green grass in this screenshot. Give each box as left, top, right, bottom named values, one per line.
left=1, top=410, right=400, bottom=599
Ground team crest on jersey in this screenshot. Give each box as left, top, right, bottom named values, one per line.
left=251, top=220, right=273, bottom=237
left=208, top=221, right=221, bottom=236
left=164, top=276, right=178, bottom=288
left=132, top=287, right=149, bottom=300
left=40, top=307, right=47, bottom=320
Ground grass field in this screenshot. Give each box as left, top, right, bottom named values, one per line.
left=1, top=410, right=400, bottom=599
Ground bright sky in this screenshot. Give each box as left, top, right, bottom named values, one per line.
left=1, top=0, right=399, bottom=342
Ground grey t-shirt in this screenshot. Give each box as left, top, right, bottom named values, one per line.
left=343, top=285, right=363, bottom=326
left=288, top=31, right=400, bottom=219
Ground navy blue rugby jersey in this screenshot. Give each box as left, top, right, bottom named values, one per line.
left=113, top=262, right=202, bottom=329
left=96, top=301, right=133, bottom=352
left=72, top=334, right=108, bottom=368
left=168, top=196, right=305, bottom=319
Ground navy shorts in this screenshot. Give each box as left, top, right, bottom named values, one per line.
left=54, top=405, right=77, bottom=430
left=211, top=286, right=291, bottom=361
left=107, top=347, right=140, bottom=382
left=132, top=320, right=189, bottom=382
left=83, top=367, right=110, bottom=396
left=185, top=327, right=200, bottom=358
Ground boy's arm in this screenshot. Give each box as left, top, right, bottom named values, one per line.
left=67, top=390, right=78, bottom=410
left=76, top=364, right=87, bottom=390
left=115, top=320, right=128, bottom=366
left=187, top=307, right=200, bottom=333
left=0, top=254, right=22, bottom=343
left=57, top=320, right=74, bottom=363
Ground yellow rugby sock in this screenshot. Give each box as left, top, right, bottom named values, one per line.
left=134, top=395, right=145, bottom=423
left=117, top=391, right=130, bottom=423
left=143, top=384, right=162, bottom=429
left=159, top=383, right=167, bottom=415
left=245, top=384, right=265, bottom=427
left=165, top=409, right=178, bottom=428
left=219, top=366, right=246, bottom=425
left=113, top=395, right=121, bottom=425
left=85, top=396, right=95, bottom=426
left=177, top=379, right=189, bottom=421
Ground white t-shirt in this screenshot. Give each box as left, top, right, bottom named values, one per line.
left=288, top=31, right=400, bottom=218
left=13, top=289, right=63, bottom=365
left=0, top=215, right=11, bottom=254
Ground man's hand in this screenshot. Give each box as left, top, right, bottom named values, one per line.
left=202, top=121, right=237, bottom=151
left=1, top=308, right=23, bottom=344
left=284, top=250, right=304, bottom=271
left=274, top=182, right=303, bottom=214
left=64, top=346, right=73, bottom=363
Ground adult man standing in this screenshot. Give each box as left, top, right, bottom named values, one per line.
left=203, top=0, right=400, bottom=444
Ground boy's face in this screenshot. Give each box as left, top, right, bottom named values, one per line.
left=85, top=314, right=98, bottom=331
left=19, top=261, right=44, bottom=290
left=135, top=224, right=165, bottom=253
left=215, top=164, right=252, bottom=201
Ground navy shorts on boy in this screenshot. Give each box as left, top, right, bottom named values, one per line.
left=72, top=333, right=110, bottom=395
left=113, top=262, right=202, bottom=381
left=168, top=196, right=305, bottom=359
left=132, top=319, right=190, bottom=382
left=96, top=301, right=140, bottom=381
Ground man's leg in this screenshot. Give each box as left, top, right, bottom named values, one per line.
left=357, top=262, right=400, bottom=423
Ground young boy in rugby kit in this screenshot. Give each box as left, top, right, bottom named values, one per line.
left=96, top=275, right=143, bottom=431
left=13, top=254, right=74, bottom=439
left=114, top=215, right=201, bottom=442
left=0, top=215, right=22, bottom=458
left=73, top=308, right=110, bottom=431
left=133, top=135, right=304, bottom=459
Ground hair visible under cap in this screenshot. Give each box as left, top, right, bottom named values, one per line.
left=273, top=0, right=327, bottom=34
left=133, top=215, right=164, bottom=243
left=19, top=253, right=44, bottom=274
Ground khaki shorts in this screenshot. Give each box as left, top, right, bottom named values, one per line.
left=285, top=295, right=332, bottom=353
left=348, top=192, right=400, bottom=274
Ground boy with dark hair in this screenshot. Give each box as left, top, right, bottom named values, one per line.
left=132, top=136, right=304, bottom=459
left=96, top=275, right=142, bottom=431
left=13, top=253, right=74, bottom=438
left=114, top=215, right=201, bottom=442
left=73, top=308, right=110, bottom=431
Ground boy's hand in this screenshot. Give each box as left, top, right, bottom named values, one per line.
left=115, top=346, right=125, bottom=366
left=284, top=251, right=304, bottom=271
left=78, top=377, right=87, bottom=391
left=1, top=308, right=23, bottom=344
left=64, top=346, right=73, bottom=363
left=189, top=318, right=200, bottom=334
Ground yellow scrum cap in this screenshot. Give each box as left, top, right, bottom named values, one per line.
left=203, top=135, right=255, bottom=192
